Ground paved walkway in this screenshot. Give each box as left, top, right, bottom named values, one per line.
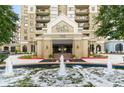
left=82, top=57, right=124, bottom=64
left=2, top=54, right=124, bottom=65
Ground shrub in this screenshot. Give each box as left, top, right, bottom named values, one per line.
left=72, top=54, right=76, bottom=59
left=19, top=55, right=32, bottom=59
left=0, top=53, right=8, bottom=62
left=49, top=54, right=53, bottom=58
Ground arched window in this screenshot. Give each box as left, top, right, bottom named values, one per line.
left=115, top=43, right=123, bottom=52
left=4, top=46, right=9, bottom=51
left=31, top=45, right=35, bottom=52
left=90, top=44, right=94, bottom=53
left=96, top=45, right=101, bottom=53
left=22, top=45, right=27, bottom=52
left=11, top=46, right=16, bottom=52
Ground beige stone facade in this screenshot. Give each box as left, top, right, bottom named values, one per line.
left=18, top=5, right=106, bottom=58
left=1, top=5, right=106, bottom=59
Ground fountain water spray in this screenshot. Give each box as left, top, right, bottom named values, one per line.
left=106, top=55, right=114, bottom=74
left=58, top=55, right=67, bottom=77
left=4, top=56, right=14, bottom=76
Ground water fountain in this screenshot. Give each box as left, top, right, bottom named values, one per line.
left=3, top=56, right=14, bottom=76
left=58, top=55, right=67, bottom=77
left=0, top=55, right=124, bottom=87
left=106, top=56, right=114, bottom=74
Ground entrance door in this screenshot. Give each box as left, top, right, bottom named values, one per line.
left=53, top=44, right=72, bottom=59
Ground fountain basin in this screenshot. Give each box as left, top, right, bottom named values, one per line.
left=0, top=67, right=124, bottom=87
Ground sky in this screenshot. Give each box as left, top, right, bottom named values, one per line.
left=12, top=5, right=20, bottom=15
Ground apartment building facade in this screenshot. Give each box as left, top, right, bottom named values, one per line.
left=20, top=5, right=106, bottom=58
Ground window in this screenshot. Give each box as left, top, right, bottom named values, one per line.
left=24, top=29, right=28, bottom=33
left=69, top=14, right=74, bottom=18
left=90, top=44, right=94, bottom=53
left=30, top=21, right=33, bottom=26
left=22, top=45, right=27, bottom=52
left=4, top=46, right=9, bottom=51
left=30, top=7, right=33, bottom=11
left=68, top=7, right=74, bottom=11
left=11, top=46, right=16, bottom=52
left=83, top=34, right=89, bottom=37
left=78, top=23, right=84, bottom=27
left=115, top=43, right=123, bottom=52
left=30, top=15, right=34, bottom=19
left=24, top=23, right=28, bottom=27
left=91, top=7, right=95, bottom=11
left=30, top=28, right=33, bottom=32
left=24, top=16, right=28, bottom=20
left=24, top=36, right=28, bottom=40
left=24, top=10, right=27, bottom=14
left=51, top=7, right=57, bottom=11
left=31, top=45, right=35, bottom=52
left=96, top=45, right=101, bottom=53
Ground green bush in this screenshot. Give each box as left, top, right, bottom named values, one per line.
left=72, top=54, right=76, bottom=58
left=19, top=55, right=32, bottom=59
left=49, top=54, right=53, bottom=58
left=0, top=54, right=8, bottom=62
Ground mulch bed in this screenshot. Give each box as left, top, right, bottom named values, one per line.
left=40, top=59, right=86, bottom=62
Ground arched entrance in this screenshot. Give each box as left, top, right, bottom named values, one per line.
left=96, top=44, right=101, bottom=53
left=115, top=43, right=123, bottom=52
left=11, top=46, right=16, bottom=52
left=22, top=45, right=27, bottom=52
left=53, top=40, right=72, bottom=58
left=4, top=46, right=9, bottom=51
left=89, top=44, right=94, bottom=53
left=31, top=45, right=35, bottom=52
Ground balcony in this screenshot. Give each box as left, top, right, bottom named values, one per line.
left=36, top=5, right=50, bottom=9
left=75, top=16, right=89, bottom=22
left=83, top=23, right=89, bottom=29
left=75, top=5, right=89, bottom=9
left=75, top=9, right=89, bottom=15
left=36, top=16, right=50, bottom=23
left=36, top=9, right=50, bottom=16
left=36, top=23, right=44, bottom=28
left=35, top=30, right=44, bottom=35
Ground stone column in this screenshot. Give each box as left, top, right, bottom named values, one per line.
left=101, top=43, right=105, bottom=53
left=82, top=39, right=89, bottom=57
left=37, top=40, right=43, bottom=58
left=43, top=40, right=52, bottom=58
left=73, top=39, right=83, bottom=58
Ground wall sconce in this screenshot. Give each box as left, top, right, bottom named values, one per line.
left=77, top=45, right=79, bottom=49
left=46, top=45, right=48, bottom=49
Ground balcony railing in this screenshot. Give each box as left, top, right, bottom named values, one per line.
left=36, top=5, right=50, bottom=9
left=75, top=9, right=89, bottom=15
left=36, top=9, right=50, bottom=15
left=83, top=23, right=89, bottom=29
left=75, top=16, right=89, bottom=22
left=75, top=5, right=89, bottom=8
left=36, top=16, right=50, bottom=23
left=36, top=23, right=44, bottom=28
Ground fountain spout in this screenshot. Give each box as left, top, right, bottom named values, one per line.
left=58, top=55, right=67, bottom=77
left=107, top=55, right=114, bottom=74
left=4, top=56, right=14, bottom=76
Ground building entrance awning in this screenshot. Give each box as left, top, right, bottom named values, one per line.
left=52, top=40, right=73, bottom=44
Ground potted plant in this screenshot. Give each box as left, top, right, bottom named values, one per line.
left=49, top=54, right=53, bottom=59
left=72, top=54, right=76, bottom=59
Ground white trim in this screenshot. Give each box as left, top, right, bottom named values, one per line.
left=47, top=14, right=78, bottom=34
left=20, top=42, right=29, bottom=44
